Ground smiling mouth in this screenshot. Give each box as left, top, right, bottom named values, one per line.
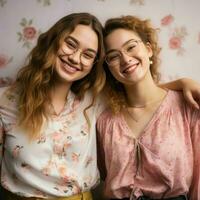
left=122, top=63, right=139, bottom=74
left=59, top=56, right=81, bottom=72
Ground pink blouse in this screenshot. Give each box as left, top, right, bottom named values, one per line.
left=97, top=90, right=200, bottom=200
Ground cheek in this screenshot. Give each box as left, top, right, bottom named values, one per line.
left=55, top=57, right=61, bottom=69
left=82, top=65, right=94, bottom=76
left=108, top=66, right=121, bottom=79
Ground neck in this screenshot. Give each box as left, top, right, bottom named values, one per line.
left=124, top=72, right=166, bottom=107
left=50, top=81, right=72, bottom=103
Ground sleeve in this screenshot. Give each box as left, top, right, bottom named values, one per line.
left=188, top=109, right=200, bottom=200
left=96, top=114, right=107, bottom=181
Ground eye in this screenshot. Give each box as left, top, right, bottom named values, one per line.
left=107, top=52, right=121, bottom=62
left=82, top=52, right=96, bottom=60
left=126, top=43, right=137, bottom=52
left=65, top=39, right=77, bottom=50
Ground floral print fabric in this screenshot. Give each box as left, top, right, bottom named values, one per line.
left=97, top=90, right=200, bottom=200
left=0, top=87, right=102, bottom=198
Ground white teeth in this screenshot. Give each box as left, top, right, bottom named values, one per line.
left=123, top=64, right=138, bottom=74
left=63, top=63, right=77, bottom=72
left=59, top=57, right=79, bottom=72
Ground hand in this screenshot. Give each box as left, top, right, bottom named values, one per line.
left=181, top=78, right=200, bottom=109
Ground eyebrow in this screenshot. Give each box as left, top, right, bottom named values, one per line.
left=66, top=36, right=97, bottom=54
left=106, top=39, right=138, bottom=54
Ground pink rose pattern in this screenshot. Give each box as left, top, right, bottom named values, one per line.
left=0, top=3, right=199, bottom=88
left=0, top=89, right=95, bottom=197
left=17, top=18, right=40, bottom=49
left=0, top=54, right=13, bottom=68
left=169, top=27, right=187, bottom=55
left=161, top=15, right=187, bottom=55
left=169, top=36, right=182, bottom=49
left=161, top=15, right=174, bottom=26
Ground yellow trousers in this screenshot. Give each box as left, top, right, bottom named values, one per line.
left=3, top=189, right=92, bottom=200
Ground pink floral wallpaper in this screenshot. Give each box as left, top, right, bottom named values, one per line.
left=0, top=0, right=200, bottom=87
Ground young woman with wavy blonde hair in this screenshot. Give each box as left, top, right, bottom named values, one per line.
left=0, top=12, right=105, bottom=200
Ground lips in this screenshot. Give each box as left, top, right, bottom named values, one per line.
left=59, top=56, right=81, bottom=73
left=122, top=62, right=139, bottom=74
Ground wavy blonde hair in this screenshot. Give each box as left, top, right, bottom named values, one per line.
left=103, top=15, right=161, bottom=113
left=15, top=13, right=105, bottom=138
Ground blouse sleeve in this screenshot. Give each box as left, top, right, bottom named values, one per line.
left=188, top=109, right=200, bottom=200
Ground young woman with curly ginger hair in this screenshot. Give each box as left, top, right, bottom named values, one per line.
left=97, top=16, right=200, bottom=200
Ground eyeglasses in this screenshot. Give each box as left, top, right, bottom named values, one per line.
left=105, top=39, right=142, bottom=66
left=62, top=37, right=98, bottom=66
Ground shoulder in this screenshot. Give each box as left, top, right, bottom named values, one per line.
left=97, top=107, right=117, bottom=128
left=167, top=90, right=185, bottom=102
left=168, top=90, right=200, bottom=124
left=165, top=90, right=187, bottom=109
left=97, top=107, right=114, bottom=119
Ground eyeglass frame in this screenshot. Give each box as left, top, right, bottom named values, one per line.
left=61, top=36, right=98, bottom=66
left=104, top=39, right=142, bottom=66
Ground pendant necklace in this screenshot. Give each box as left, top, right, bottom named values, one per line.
left=125, top=97, right=165, bottom=122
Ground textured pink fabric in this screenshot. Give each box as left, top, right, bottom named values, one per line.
left=97, top=90, right=200, bottom=200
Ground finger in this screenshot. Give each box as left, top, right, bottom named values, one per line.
left=184, top=90, right=199, bottom=109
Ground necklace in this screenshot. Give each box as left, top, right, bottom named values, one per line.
left=127, top=96, right=166, bottom=108
left=48, top=100, right=66, bottom=116
left=125, top=96, right=165, bottom=122
left=126, top=107, right=143, bottom=122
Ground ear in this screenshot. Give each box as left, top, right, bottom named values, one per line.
left=145, top=42, right=153, bottom=58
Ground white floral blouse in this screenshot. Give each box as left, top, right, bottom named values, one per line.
left=0, top=86, right=103, bottom=198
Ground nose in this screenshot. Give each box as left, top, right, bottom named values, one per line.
left=68, top=49, right=81, bottom=64
left=120, top=52, right=132, bottom=64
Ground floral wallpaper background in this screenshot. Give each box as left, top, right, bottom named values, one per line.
left=0, top=0, right=200, bottom=199
left=0, top=0, right=200, bottom=87
left=0, top=0, right=200, bottom=86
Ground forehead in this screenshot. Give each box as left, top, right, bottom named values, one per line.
left=68, top=24, right=98, bottom=50
left=105, top=28, right=141, bottom=50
